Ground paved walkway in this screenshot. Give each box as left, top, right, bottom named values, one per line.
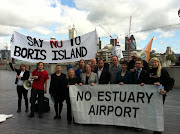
left=0, top=70, right=180, bottom=134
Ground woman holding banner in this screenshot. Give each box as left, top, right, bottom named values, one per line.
left=116, top=61, right=132, bottom=85
left=66, top=69, right=79, bottom=123
left=149, top=57, right=174, bottom=134
left=49, top=65, right=66, bottom=120
left=79, top=64, right=98, bottom=86
left=9, top=58, right=30, bottom=113
left=28, top=62, right=49, bottom=118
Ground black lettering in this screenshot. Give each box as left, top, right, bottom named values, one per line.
left=33, top=38, right=39, bottom=47
left=115, top=106, right=123, bottom=116
left=14, top=46, right=21, bottom=56
left=81, top=46, right=87, bottom=57
left=75, top=36, right=81, bottom=45
left=21, top=48, right=28, bottom=58
left=96, top=105, right=99, bottom=115
left=127, top=92, right=135, bottom=103
left=39, top=39, right=43, bottom=47
left=70, top=38, right=73, bottom=46
left=107, top=106, right=114, bottom=115
left=84, top=91, right=91, bottom=101
left=119, top=91, right=127, bottom=102
left=40, top=50, right=46, bottom=60
left=88, top=105, right=95, bottom=115
left=137, top=92, right=145, bottom=103
left=133, top=107, right=139, bottom=118
left=105, top=91, right=111, bottom=101
left=113, top=91, right=119, bottom=101
left=76, top=47, right=81, bottom=58
left=77, top=91, right=84, bottom=101
left=99, top=105, right=106, bottom=115
left=124, top=107, right=131, bottom=117
left=52, top=50, right=59, bottom=60
left=59, top=50, right=65, bottom=60
left=27, top=49, right=34, bottom=59
left=33, top=49, right=41, bottom=60
left=98, top=91, right=104, bottom=101
left=146, top=92, right=154, bottom=104
left=71, top=48, right=76, bottom=59
left=27, top=36, right=33, bottom=46
left=64, top=50, right=71, bottom=59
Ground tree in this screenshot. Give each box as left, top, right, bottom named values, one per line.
left=166, top=54, right=176, bottom=62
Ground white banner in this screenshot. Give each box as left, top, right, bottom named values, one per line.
left=69, top=84, right=164, bottom=131
left=112, top=45, right=123, bottom=60
left=10, top=30, right=97, bottom=63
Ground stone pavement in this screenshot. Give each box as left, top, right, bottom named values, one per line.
left=0, top=70, right=180, bottom=134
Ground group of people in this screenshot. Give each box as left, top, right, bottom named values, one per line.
left=9, top=51, right=174, bottom=134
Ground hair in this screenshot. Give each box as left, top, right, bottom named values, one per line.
left=79, top=59, right=85, bottom=66
left=20, top=63, right=26, bottom=70
left=85, top=63, right=93, bottom=69
left=56, top=64, right=61, bottom=67
left=135, top=58, right=143, bottom=64
left=150, top=57, right=161, bottom=77
left=112, top=56, right=118, bottom=60
left=131, top=51, right=140, bottom=58
left=121, top=61, right=128, bottom=66
left=98, top=59, right=104, bottom=63
left=36, top=62, right=44, bottom=69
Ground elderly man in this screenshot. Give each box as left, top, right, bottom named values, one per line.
left=109, top=56, right=121, bottom=84
left=128, top=51, right=149, bottom=73
left=91, top=58, right=98, bottom=73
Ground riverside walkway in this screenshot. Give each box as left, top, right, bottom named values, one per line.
left=0, top=70, right=180, bottom=134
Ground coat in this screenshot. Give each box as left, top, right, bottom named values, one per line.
left=81, top=72, right=98, bottom=85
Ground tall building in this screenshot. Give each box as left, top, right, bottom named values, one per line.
left=110, top=39, right=117, bottom=46
left=125, top=35, right=136, bottom=50
left=69, top=25, right=77, bottom=39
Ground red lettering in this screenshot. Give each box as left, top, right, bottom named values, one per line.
left=50, top=40, right=63, bottom=48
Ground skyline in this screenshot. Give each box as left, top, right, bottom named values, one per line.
left=0, top=0, right=180, bottom=54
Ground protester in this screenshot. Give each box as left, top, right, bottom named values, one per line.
left=149, top=57, right=174, bottom=134
left=120, top=58, right=125, bottom=64
left=91, top=58, right=98, bottom=73
left=66, top=69, right=79, bottom=123
left=97, top=59, right=110, bottom=84
left=75, top=59, right=85, bottom=80
left=28, top=62, right=49, bottom=118
left=79, top=64, right=98, bottom=86
left=109, top=56, right=121, bottom=84
left=132, top=59, right=149, bottom=86
left=9, top=58, right=30, bottom=113
left=128, top=51, right=149, bottom=73
left=116, top=61, right=132, bottom=84
left=49, top=65, right=66, bottom=120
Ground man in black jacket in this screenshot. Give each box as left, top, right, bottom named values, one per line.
left=132, top=59, right=149, bottom=86
left=97, top=59, right=110, bottom=84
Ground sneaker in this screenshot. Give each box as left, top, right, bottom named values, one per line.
left=25, top=109, right=28, bottom=112
left=58, top=116, right=61, bottom=119
left=17, top=109, right=21, bottom=113
left=39, top=114, right=43, bottom=118
left=28, top=113, right=34, bottom=118
left=54, top=115, right=58, bottom=119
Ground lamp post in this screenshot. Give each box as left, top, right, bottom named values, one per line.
left=178, top=9, right=180, bottom=17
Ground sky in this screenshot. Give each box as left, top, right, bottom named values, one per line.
left=0, top=0, right=180, bottom=54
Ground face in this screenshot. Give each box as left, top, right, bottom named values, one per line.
left=38, top=63, right=44, bottom=70
left=79, top=60, right=85, bottom=68
left=121, top=64, right=127, bottom=70
left=98, top=60, right=104, bottom=69
left=132, top=56, right=138, bottom=61
left=151, top=60, right=159, bottom=68
left=120, top=59, right=125, bottom=64
left=112, top=56, right=118, bottom=66
left=135, top=61, right=143, bottom=70
left=21, top=65, right=26, bottom=71
left=56, top=66, right=62, bottom=72
left=86, top=65, right=91, bottom=73
left=68, top=70, right=75, bottom=78
left=91, top=58, right=97, bottom=67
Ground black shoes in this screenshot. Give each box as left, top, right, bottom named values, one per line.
left=17, top=109, right=21, bottom=113
left=54, top=115, right=58, bottom=119
left=28, top=113, right=34, bottom=118
left=25, top=109, right=28, bottom=112
left=38, top=114, right=43, bottom=118
left=58, top=116, right=61, bottom=119
left=153, top=131, right=162, bottom=134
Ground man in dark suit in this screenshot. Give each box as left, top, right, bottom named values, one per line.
left=132, top=59, right=149, bottom=86
left=97, top=59, right=110, bottom=84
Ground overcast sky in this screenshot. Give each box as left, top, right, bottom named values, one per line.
left=0, top=0, right=180, bottom=53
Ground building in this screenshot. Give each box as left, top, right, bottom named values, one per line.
left=69, top=25, right=77, bottom=39
left=125, top=35, right=136, bottom=51
left=0, top=50, right=10, bottom=61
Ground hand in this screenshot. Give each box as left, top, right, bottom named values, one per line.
left=34, top=76, right=38, bottom=79
left=17, top=75, right=21, bottom=79
left=79, top=83, right=83, bottom=86
left=140, top=83, right=145, bottom=86
left=154, top=82, right=161, bottom=86
left=9, top=58, right=12, bottom=63
left=44, top=89, right=47, bottom=94
left=67, top=85, right=70, bottom=88
left=90, top=83, right=94, bottom=86
left=119, top=82, right=124, bottom=85
left=130, top=69, right=134, bottom=72
left=160, top=90, right=166, bottom=95
left=75, top=83, right=78, bottom=86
